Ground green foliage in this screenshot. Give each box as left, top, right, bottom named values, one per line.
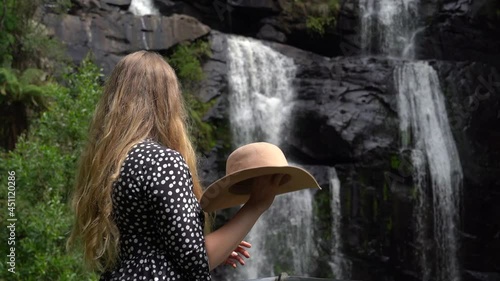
left=167, top=40, right=222, bottom=154
left=167, top=40, right=211, bottom=87
left=390, top=154, right=400, bottom=170
left=0, top=57, right=102, bottom=280
left=0, top=0, right=71, bottom=150
left=306, top=15, right=335, bottom=37
left=0, top=0, right=70, bottom=70
left=185, top=95, right=218, bottom=152
left=282, top=0, right=340, bottom=37
left=0, top=68, right=50, bottom=108
left=0, top=67, right=55, bottom=149
left=313, top=183, right=333, bottom=239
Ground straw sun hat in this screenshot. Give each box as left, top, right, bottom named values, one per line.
left=200, top=142, right=321, bottom=212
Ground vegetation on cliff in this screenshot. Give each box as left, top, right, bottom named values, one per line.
left=280, top=0, right=340, bottom=36
left=0, top=1, right=218, bottom=279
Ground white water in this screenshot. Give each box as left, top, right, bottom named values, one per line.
left=129, top=0, right=159, bottom=16
left=328, top=168, right=351, bottom=279
left=140, top=17, right=150, bottom=50
left=227, top=36, right=297, bottom=147
left=359, top=0, right=420, bottom=58
left=360, top=0, right=463, bottom=280
left=227, top=35, right=315, bottom=279
left=395, top=62, right=462, bottom=281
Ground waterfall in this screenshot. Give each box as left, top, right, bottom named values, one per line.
left=328, top=168, right=351, bottom=279
left=359, top=0, right=463, bottom=280
left=359, top=0, right=420, bottom=58
left=140, top=17, right=150, bottom=50
left=395, top=62, right=463, bottom=281
left=226, top=35, right=315, bottom=279
left=129, top=0, right=159, bottom=16
left=227, top=36, right=296, bottom=147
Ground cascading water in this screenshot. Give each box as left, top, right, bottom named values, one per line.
left=359, top=0, right=420, bottom=58
left=128, top=0, right=158, bottom=50
left=227, top=36, right=296, bottom=147
left=226, top=35, right=315, bottom=279
left=328, top=168, right=351, bottom=279
left=129, top=0, right=159, bottom=16
left=359, top=0, right=463, bottom=280
left=395, top=62, right=462, bottom=281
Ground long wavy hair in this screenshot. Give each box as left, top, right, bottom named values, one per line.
left=67, top=51, right=204, bottom=272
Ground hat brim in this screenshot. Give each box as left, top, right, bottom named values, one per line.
left=200, top=166, right=320, bottom=212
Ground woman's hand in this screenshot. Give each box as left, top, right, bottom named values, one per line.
left=205, top=174, right=285, bottom=270
left=223, top=241, right=251, bottom=268
left=245, top=174, right=285, bottom=214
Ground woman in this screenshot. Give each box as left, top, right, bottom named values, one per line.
left=67, top=51, right=282, bottom=280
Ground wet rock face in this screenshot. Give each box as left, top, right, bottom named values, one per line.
left=200, top=31, right=500, bottom=280
left=44, top=2, right=210, bottom=74
left=432, top=61, right=500, bottom=278
left=200, top=32, right=401, bottom=167
left=289, top=56, right=398, bottom=166
left=337, top=0, right=500, bottom=66
left=61, top=0, right=500, bottom=68
left=46, top=0, right=500, bottom=279
left=418, top=2, right=500, bottom=68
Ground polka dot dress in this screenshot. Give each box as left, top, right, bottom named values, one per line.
left=100, top=140, right=211, bottom=281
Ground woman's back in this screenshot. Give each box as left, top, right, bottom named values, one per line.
left=100, top=140, right=211, bottom=281
left=69, top=51, right=284, bottom=280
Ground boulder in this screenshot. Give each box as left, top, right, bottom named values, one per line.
left=257, top=24, right=286, bottom=42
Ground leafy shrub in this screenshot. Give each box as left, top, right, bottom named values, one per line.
left=0, top=0, right=70, bottom=69
left=0, top=67, right=54, bottom=149
left=306, top=15, right=335, bottom=37
left=0, top=29, right=217, bottom=280
left=167, top=40, right=220, bottom=154
left=167, top=40, right=211, bottom=88
left=282, top=0, right=340, bottom=37
left=0, top=0, right=71, bottom=151
left=0, top=57, right=102, bottom=280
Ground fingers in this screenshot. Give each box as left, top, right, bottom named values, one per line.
left=229, top=251, right=246, bottom=265
left=224, top=241, right=251, bottom=269
left=224, top=254, right=245, bottom=268
left=234, top=246, right=250, bottom=258
left=239, top=241, right=252, bottom=248
left=224, top=259, right=237, bottom=268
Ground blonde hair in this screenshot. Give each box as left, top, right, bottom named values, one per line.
left=67, top=51, right=203, bottom=272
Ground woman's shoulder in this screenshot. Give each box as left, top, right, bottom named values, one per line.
left=127, top=139, right=187, bottom=167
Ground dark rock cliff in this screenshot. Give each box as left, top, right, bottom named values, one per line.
left=199, top=30, right=500, bottom=280
left=45, top=0, right=500, bottom=280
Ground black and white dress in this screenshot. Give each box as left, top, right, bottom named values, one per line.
left=100, top=140, right=211, bottom=281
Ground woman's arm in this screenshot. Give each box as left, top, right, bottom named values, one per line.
left=204, top=174, right=283, bottom=270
